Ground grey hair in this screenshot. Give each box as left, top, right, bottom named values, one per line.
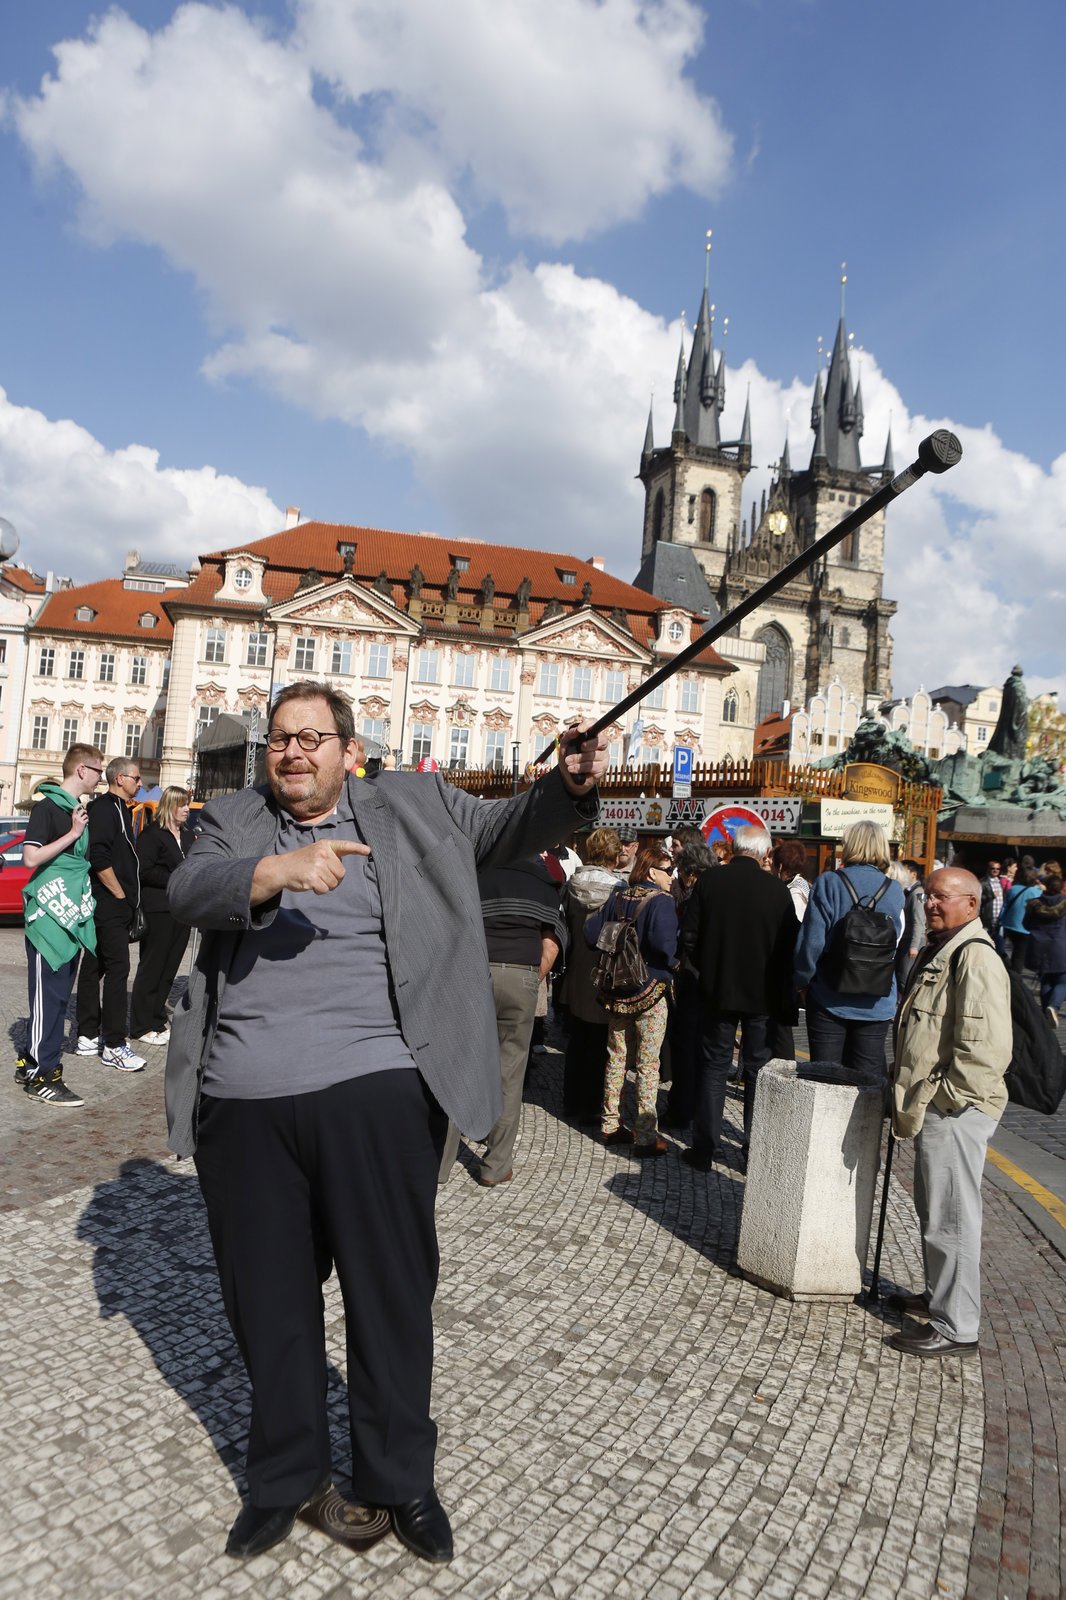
left=732, top=825, right=771, bottom=860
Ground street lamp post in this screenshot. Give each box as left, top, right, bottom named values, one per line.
left=511, top=741, right=521, bottom=796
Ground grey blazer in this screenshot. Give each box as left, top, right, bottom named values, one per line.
left=164, top=766, right=596, bottom=1157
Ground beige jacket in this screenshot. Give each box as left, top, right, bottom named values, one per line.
left=892, top=920, right=1012, bottom=1138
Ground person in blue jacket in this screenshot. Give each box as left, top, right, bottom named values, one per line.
left=998, top=866, right=1042, bottom=974
left=794, top=821, right=905, bottom=1081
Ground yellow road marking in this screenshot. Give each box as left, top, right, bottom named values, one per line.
left=986, top=1146, right=1066, bottom=1231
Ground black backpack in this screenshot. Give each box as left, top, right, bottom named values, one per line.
left=592, top=892, right=652, bottom=1004
left=949, top=948, right=1065, bottom=1114
left=824, top=872, right=898, bottom=998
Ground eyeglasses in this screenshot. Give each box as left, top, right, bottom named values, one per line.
left=121, top=773, right=141, bottom=784
left=925, top=890, right=972, bottom=903
left=266, top=728, right=345, bottom=753
left=80, top=764, right=103, bottom=776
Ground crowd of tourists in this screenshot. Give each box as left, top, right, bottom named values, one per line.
left=11, top=719, right=1058, bottom=1559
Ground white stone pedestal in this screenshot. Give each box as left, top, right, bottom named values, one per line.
left=737, top=1059, right=884, bottom=1301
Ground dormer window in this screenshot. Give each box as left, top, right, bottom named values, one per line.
left=668, top=620, right=685, bottom=642
left=337, top=542, right=356, bottom=561
left=451, top=556, right=470, bottom=573
left=75, top=605, right=96, bottom=623
left=234, top=567, right=253, bottom=591
left=560, top=570, right=577, bottom=586
left=139, top=612, right=158, bottom=629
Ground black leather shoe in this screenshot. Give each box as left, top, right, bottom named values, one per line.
left=389, top=1488, right=454, bottom=1563
left=888, top=1321, right=978, bottom=1359
left=886, top=1290, right=930, bottom=1318
left=226, top=1478, right=330, bottom=1559
left=681, top=1147, right=715, bottom=1172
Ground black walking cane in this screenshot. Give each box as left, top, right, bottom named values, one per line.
left=536, top=429, right=963, bottom=779
left=865, top=1127, right=895, bottom=1305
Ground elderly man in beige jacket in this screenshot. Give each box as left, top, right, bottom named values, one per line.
left=889, top=867, right=1012, bottom=1358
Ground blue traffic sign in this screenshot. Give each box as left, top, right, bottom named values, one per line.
left=672, top=746, right=693, bottom=783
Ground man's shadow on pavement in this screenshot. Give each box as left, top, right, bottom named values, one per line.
left=76, top=1158, right=352, bottom=1493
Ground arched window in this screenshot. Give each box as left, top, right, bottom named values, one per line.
left=755, top=624, right=792, bottom=724
left=652, top=489, right=665, bottom=543
left=699, top=487, right=716, bottom=542
left=722, top=689, right=738, bottom=724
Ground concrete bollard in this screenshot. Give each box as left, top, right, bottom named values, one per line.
left=736, top=1059, right=883, bottom=1301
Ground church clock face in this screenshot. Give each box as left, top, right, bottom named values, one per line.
left=768, top=511, right=788, bottom=536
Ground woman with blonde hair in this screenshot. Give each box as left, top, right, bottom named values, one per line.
left=794, top=820, right=905, bottom=1080
left=129, top=786, right=194, bottom=1045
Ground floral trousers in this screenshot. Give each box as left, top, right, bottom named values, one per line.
left=602, top=996, right=669, bottom=1145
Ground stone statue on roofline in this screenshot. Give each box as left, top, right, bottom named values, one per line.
left=480, top=572, right=495, bottom=605
left=373, top=570, right=392, bottom=598
left=515, top=577, right=532, bottom=610
left=444, top=566, right=460, bottom=602
left=581, top=580, right=593, bottom=604
left=408, top=563, right=424, bottom=598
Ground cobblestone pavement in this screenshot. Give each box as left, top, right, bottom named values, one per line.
left=1, top=930, right=1063, bottom=1600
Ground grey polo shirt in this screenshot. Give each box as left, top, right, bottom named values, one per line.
left=202, top=789, right=416, bottom=1099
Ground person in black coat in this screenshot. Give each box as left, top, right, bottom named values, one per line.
left=129, top=787, right=194, bottom=1046
left=680, top=825, right=799, bottom=1170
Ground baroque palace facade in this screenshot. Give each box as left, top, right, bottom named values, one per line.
left=12, top=526, right=736, bottom=803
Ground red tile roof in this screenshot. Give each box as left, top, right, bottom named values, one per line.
left=32, top=579, right=174, bottom=643
left=183, top=521, right=729, bottom=666
left=753, top=710, right=796, bottom=758
left=1, top=565, right=47, bottom=594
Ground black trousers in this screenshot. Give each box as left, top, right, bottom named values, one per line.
left=692, top=1011, right=771, bottom=1158
left=76, top=906, right=132, bottom=1046
left=194, top=1070, right=447, bottom=1509
left=563, top=1016, right=609, bottom=1122
left=129, top=910, right=190, bottom=1037
left=806, top=1001, right=890, bottom=1084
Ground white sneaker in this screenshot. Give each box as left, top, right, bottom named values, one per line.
left=76, top=1035, right=101, bottom=1056
left=1047, top=1006, right=1060, bottom=1028
left=100, top=1043, right=146, bottom=1073
left=134, top=1029, right=171, bottom=1046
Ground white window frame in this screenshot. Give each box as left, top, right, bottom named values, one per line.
left=490, top=656, right=512, bottom=693
left=366, top=643, right=390, bottom=678
left=93, top=718, right=109, bottom=754
left=69, top=649, right=85, bottom=681
left=294, top=636, right=316, bottom=673
left=98, top=652, right=116, bottom=683
left=38, top=646, right=55, bottom=678
left=485, top=729, right=507, bottom=770
left=538, top=661, right=560, bottom=696
left=571, top=665, right=593, bottom=700
left=31, top=714, right=49, bottom=750
left=452, top=652, right=476, bottom=688
left=414, top=649, right=440, bottom=684
left=246, top=630, right=269, bottom=668
left=448, top=726, right=470, bottom=769
left=331, top=639, right=353, bottom=675
left=411, top=722, right=433, bottom=764
left=604, top=669, right=625, bottom=703
left=679, top=678, right=700, bottom=714
left=124, top=724, right=143, bottom=759
left=61, top=716, right=79, bottom=748
left=130, top=655, right=147, bottom=686
left=204, top=628, right=227, bottom=664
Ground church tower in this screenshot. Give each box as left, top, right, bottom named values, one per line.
left=637, top=240, right=752, bottom=574
left=634, top=262, right=897, bottom=727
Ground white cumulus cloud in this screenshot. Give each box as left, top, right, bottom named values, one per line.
left=0, top=386, right=280, bottom=576
left=5, top=1, right=1062, bottom=701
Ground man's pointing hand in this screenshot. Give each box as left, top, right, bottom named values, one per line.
left=288, top=838, right=371, bottom=895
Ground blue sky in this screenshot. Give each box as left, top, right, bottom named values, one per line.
left=0, top=0, right=1062, bottom=698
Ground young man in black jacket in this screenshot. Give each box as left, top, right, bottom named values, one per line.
left=75, top=756, right=146, bottom=1072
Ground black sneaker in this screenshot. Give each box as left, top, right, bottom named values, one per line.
left=24, top=1072, right=84, bottom=1107
left=13, top=1054, right=30, bottom=1086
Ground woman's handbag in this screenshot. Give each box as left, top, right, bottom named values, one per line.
left=128, top=905, right=148, bottom=943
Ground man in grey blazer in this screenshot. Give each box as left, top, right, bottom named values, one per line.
left=165, top=680, right=605, bottom=1564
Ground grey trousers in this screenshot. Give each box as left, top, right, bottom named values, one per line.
left=481, top=963, right=540, bottom=1182
left=913, top=1104, right=997, bottom=1342
left=439, top=962, right=540, bottom=1184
